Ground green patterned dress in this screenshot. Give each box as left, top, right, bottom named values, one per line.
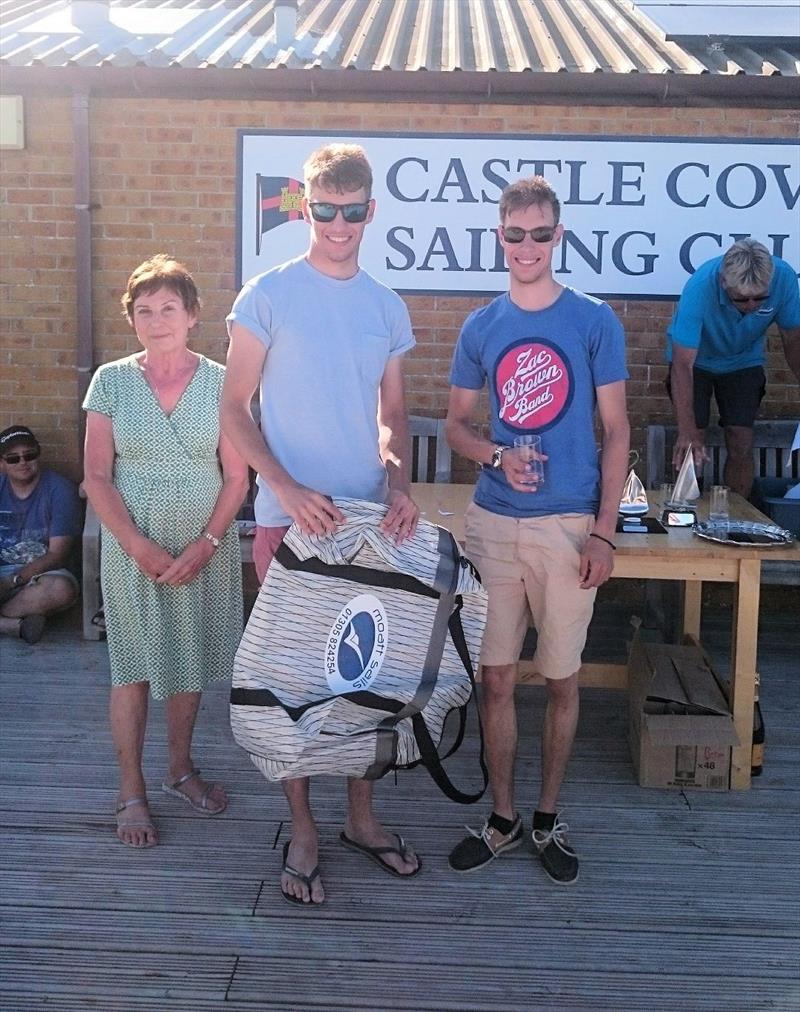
left=83, top=354, right=243, bottom=699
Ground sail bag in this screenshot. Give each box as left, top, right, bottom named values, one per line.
left=230, top=499, right=488, bottom=802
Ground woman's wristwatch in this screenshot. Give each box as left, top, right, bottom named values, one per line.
left=202, top=531, right=220, bottom=549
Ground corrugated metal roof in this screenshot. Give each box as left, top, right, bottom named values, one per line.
left=1, top=0, right=797, bottom=77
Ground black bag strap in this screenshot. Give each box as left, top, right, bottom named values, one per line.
left=409, top=604, right=488, bottom=804
left=230, top=685, right=406, bottom=719
left=274, top=542, right=439, bottom=600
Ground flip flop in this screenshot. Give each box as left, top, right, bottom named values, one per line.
left=281, top=840, right=323, bottom=906
left=161, top=768, right=227, bottom=815
left=339, top=831, right=422, bottom=878
left=115, top=797, right=158, bottom=849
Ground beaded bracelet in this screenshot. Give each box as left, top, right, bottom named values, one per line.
left=589, top=532, right=616, bottom=551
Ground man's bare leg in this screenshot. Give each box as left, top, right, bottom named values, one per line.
left=723, top=425, right=755, bottom=499
left=110, top=681, right=157, bottom=848
left=343, top=778, right=419, bottom=874
left=0, top=575, right=77, bottom=638
left=282, top=777, right=325, bottom=904
left=481, top=662, right=519, bottom=819
left=538, top=672, right=579, bottom=813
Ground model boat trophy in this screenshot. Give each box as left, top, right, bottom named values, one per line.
left=662, top=445, right=700, bottom=526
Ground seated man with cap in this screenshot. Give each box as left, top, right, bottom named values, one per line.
left=0, top=425, right=81, bottom=644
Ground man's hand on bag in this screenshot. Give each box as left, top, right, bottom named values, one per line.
left=276, top=480, right=344, bottom=537
left=381, top=489, right=420, bottom=543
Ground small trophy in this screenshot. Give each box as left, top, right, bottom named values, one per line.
left=662, top=445, right=700, bottom=527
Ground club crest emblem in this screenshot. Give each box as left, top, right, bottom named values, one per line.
left=325, top=594, right=389, bottom=694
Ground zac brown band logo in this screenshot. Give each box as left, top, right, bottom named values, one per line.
left=495, top=339, right=573, bottom=432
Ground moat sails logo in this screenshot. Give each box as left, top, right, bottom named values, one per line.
left=255, top=175, right=305, bottom=254
left=495, top=338, right=573, bottom=432
left=325, top=594, right=389, bottom=694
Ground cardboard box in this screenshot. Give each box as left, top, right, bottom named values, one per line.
left=628, top=627, right=739, bottom=791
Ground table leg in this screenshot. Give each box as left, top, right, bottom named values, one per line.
left=729, top=559, right=761, bottom=790
left=681, top=580, right=702, bottom=642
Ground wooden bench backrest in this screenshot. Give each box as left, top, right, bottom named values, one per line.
left=646, top=420, right=799, bottom=489
left=409, top=416, right=452, bottom=483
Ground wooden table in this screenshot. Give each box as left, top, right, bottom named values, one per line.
left=413, top=482, right=800, bottom=790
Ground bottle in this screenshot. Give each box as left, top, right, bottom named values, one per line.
left=751, top=672, right=765, bottom=777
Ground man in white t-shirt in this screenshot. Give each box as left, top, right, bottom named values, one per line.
left=222, top=144, right=420, bottom=907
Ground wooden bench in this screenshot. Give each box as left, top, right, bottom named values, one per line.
left=646, top=419, right=799, bottom=588
left=409, top=415, right=451, bottom=483
left=646, top=419, right=799, bottom=491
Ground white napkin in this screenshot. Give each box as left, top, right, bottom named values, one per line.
left=673, top=445, right=701, bottom=503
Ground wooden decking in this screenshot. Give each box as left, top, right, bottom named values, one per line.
left=1, top=598, right=798, bottom=1011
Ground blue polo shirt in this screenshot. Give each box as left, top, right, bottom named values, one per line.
left=666, top=255, right=800, bottom=374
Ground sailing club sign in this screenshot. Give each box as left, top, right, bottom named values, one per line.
left=236, top=130, right=799, bottom=300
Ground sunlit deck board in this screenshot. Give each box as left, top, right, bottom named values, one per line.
left=1, top=601, right=798, bottom=1011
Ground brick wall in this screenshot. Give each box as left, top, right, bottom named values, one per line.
left=1, top=96, right=797, bottom=483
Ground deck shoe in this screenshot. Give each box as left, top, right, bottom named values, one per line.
left=448, top=814, right=523, bottom=873
left=532, top=812, right=579, bottom=885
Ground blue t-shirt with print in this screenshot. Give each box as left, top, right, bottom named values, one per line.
left=666, top=255, right=800, bottom=373
left=0, top=469, right=80, bottom=572
left=450, top=288, right=628, bottom=519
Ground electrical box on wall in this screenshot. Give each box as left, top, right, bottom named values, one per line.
left=0, top=95, right=25, bottom=149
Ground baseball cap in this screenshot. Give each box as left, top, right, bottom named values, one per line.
left=0, top=425, right=39, bottom=452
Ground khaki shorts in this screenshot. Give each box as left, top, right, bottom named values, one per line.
left=465, top=503, right=597, bottom=680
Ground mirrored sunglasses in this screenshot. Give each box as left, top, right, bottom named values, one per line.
left=728, top=292, right=769, bottom=305
left=502, top=225, right=557, bottom=244
left=3, top=449, right=40, bottom=464
left=308, top=201, right=371, bottom=224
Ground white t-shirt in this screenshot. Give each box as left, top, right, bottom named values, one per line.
left=227, top=257, right=415, bottom=526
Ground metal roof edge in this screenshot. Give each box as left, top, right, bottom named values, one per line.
left=2, top=64, right=798, bottom=108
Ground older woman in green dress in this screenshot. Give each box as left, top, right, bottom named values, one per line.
left=83, top=255, right=249, bottom=848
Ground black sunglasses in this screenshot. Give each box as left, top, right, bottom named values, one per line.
left=308, top=201, right=371, bottom=224
left=502, top=225, right=558, bottom=244
left=3, top=449, right=40, bottom=464
left=728, top=292, right=769, bottom=305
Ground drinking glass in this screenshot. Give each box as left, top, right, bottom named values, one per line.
left=660, top=483, right=674, bottom=505
left=513, top=434, right=544, bottom=486
left=709, top=485, right=729, bottom=524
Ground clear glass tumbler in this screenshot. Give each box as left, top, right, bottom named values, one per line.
left=709, top=485, right=729, bottom=525
left=513, top=434, right=544, bottom=486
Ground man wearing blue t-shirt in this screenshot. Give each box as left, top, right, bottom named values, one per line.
left=445, top=177, right=630, bottom=885
left=222, top=144, right=420, bottom=907
left=666, top=239, right=800, bottom=496
left=0, top=425, right=80, bottom=644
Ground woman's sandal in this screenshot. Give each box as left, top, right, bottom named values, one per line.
left=161, top=768, right=227, bottom=816
left=115, top=797, right=158, bottom=848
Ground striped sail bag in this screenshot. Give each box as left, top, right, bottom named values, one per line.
left=230, top=498, right=488, bottom=803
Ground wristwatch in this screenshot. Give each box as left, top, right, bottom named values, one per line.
left=12, top=573, right=24, bottom=588
left=490, top=445, right=508, bottom=469
left=202, top=531, right=220, bottom=549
